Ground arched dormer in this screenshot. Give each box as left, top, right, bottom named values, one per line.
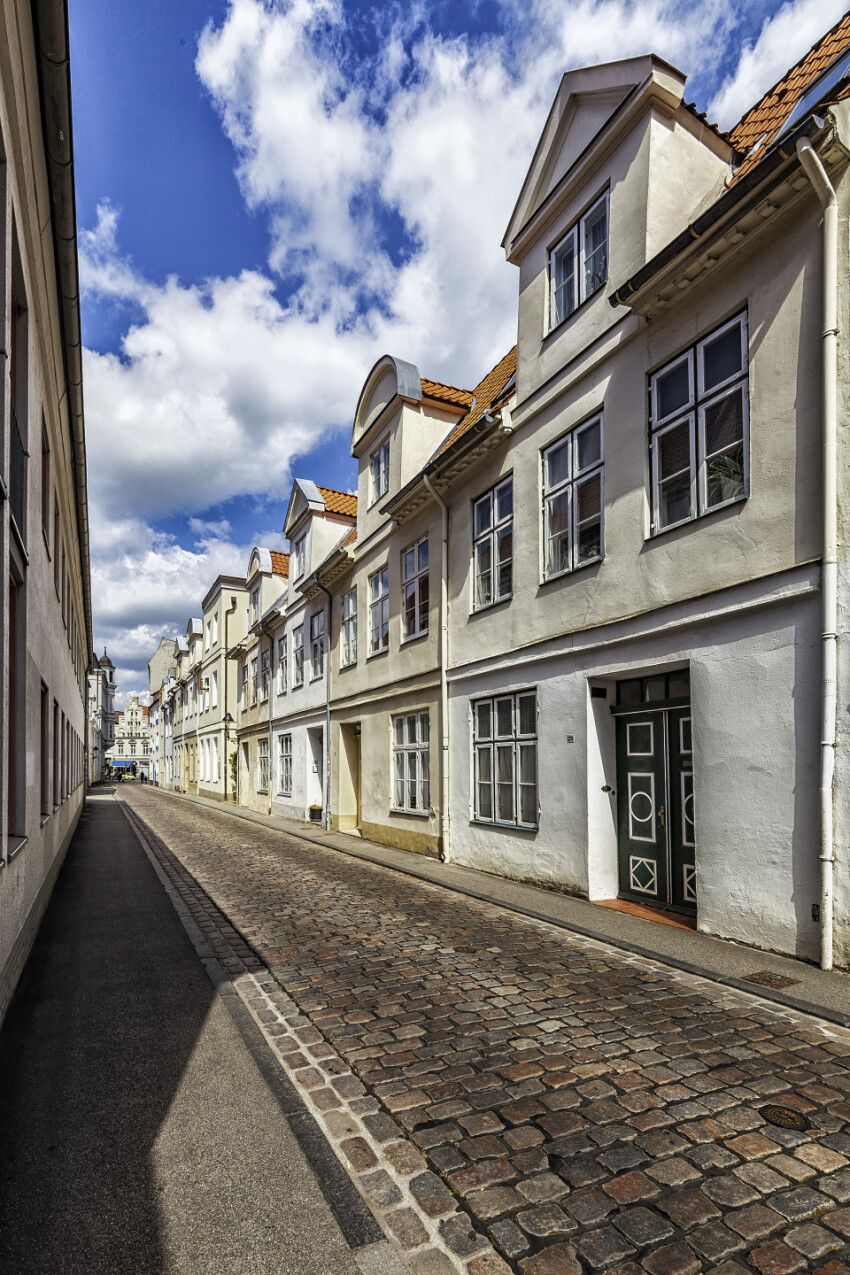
left=351, top=355, right=421, bottom=456
left=247, top=546, right=273, bottom=581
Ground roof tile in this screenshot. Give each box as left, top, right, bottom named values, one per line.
left=437, top=347, right=517, bottom=456
left=269, top=550, right=290, bottom=577
left=420, top=378, right=474, bottom=408
left=316, top=485, right=358, bottom=518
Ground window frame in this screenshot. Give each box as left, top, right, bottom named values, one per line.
left=292, top=536, right=306, bottom=580
left=310, top=610, right=325, bottom=680
left=368, top=567, right=389, bottom=656
left=472, top=690, right=538, bottom=830
left=257, top=737, right=269, bottom=794
left=401, top=537, right=429, bottom=640
left=260, top=648, right=270, bottom=700
left=472, top=476, right=513, bottom=612
left=649, top=311, right=749, bottom=535
left=549, top=190, right=609, bottom=331
left=341, top=587, right=357, bottom=667
left=541, top=414, right=604, bottom=581
left=277, top=635, right=288, bottom=693
left=391, top=711, right=430, bottom=816
left=370, top=438, right=390, bottom=505
left=292, top=625, right=305, bottom=687
left=278, top=732, right=293, bottom=796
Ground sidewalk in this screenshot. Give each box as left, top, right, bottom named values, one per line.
left=0, top=791, right=395, bottom=1275
left=156, top=785, right=850, bottom=1029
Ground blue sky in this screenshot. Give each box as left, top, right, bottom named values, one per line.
left=69, top=0, right=848, bottom=701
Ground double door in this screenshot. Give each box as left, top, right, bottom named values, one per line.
left=615, top=704, right=695, bottom=913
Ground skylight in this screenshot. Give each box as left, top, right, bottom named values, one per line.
left=775, top=48, right=850, bottom=141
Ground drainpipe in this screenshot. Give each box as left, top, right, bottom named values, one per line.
left=259, top=615, right=276, bottom=817
left=796, top=136, right=838, bottom=971
left=318, top=582, right=333, bottom=831
left=423, top=473, right=449, bottom=862
left=223, top=595, right=237, bottom=801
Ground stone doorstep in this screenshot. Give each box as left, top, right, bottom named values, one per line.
left=122, top=797, right=498, bottom=1275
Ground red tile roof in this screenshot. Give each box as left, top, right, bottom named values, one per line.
left=269, top=551, right=290, bottom=577
left=437, top=347, right=517, bottom=455
left=316, top=486, right=358, bottom=518
left=729, top=12, right=850, bottom=184
left=420, top=378, right=474, bottom=409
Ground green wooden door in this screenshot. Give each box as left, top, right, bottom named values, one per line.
left=667, top=708, right=696, bottom=910
left=615, top=712, right=668, bottom=905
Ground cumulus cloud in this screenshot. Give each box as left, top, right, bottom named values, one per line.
left=708, top=0, right=848, bottom=129
left=85, top=0, right=801, bottom=693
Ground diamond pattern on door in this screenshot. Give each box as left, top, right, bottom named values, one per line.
left=629, top=856, right=658, bottom=895
left=683, top=864, right=697, bottom=903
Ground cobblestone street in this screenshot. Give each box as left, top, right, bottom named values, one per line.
left=122, top=788, right=850, bottom=1275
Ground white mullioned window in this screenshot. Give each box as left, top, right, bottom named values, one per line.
left=277, top=636, right=288, bottom=692
left=292, top=536, right=306, bottom=580
left=310, top=611, right=325, bottom=679
left=250, top=587, right=260, bottom=624
left=649, top=312, right=749, bottom=532
left=241, top=660, right=248, bottom=707
left=258, top=738, right=269, bottom=793
left=473, top=691, right=538, bottom=828
left=251, top=656, right=259, bottom=702
left=370, top=439, right=389, bottom=503
left=473, top=476, right=513, bottom=610
left=392, top=712, right=430, bottom=814
left=402, top=538, right=429, bottom=639
left=341, top=587, right=357, bottom=666
left=211, top=670, right=218, bottom=709
left=212, top=613, right=218, bottom=645
left=542, top=414, right=604, bottom=578
left=278, top=733, right=292, bottom=795
left=369, top=567, right=389, bottom=654
left=292, top=625, right=304, bottom=687
left=549, top=190, right=609, bottom=329
left=261, top=648, right=270, bottom=699
left=205, top=620, right=211, bottom=650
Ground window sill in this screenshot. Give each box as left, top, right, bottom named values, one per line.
left=8, top=835, right=28, bottom=859
left=400, top=629, right=429, bottom=646
left=389, top=807, right=430, bottom=819
left=40, top=814, right=51, bottom=828
left=540, top=554, right=603, bottom=587
left=339, top=660, right=357, bottom=673
left=543, top=280, right=606, bottom=343
left=310, top=674, right=324, bottom=683
left=470, top=818, right=538, bottom=834
left=647, top=492, right=747, bottom=541
left=366, top=648, right=389, bottom=661
left=470, top=595, right=512, bottom=617
left=43, top=526, right=51, bottom=558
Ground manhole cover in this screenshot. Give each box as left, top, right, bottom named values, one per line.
left=761, top=1104, right=809, bottom=1131
left=742, top=969, right=800, bottom=989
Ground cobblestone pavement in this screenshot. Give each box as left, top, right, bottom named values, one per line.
left=121, top=788, right=850, bottom=1275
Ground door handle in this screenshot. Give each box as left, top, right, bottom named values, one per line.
left=658, top=806, right=665, bottom=827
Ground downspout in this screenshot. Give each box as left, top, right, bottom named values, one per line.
left=796, top=136, right=838, bottom=971
left=259, top=614, right=276, bottom=817
left=423, top=474, right=449, bottom=862
left=318, top=582, right=333, bottom=832
left=223, top=595, right=237, bottom=801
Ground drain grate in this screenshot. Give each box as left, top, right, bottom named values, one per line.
left=741, top=969, right=801, bottom=989
left=761, top=1104, right=810, bottom=1131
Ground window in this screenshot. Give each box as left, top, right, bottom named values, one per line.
left=41, top=424, right=50, bottom=542
left=543, top=415, right=603, bottom=578
left=205, top=620, right=211, bottom=650
left=211, top=670, right=218, bottom=709
left=117, top=741, right=124, bottom=756
left=277, top=636, right=288, bottom=692
left=258, top=738, right=269, bottom=793
left=278, top=733, right=292, bottom=795
left=310, top=611, right=325, bottom=679
left=473, top=477, right=513, bottom=610
left=53, top=499, right=60, bottom=595
left=251, top=656, right=259, bottom=702
left=369, top=567, right=389, bottom=654
left=241, top=661, right=249, bottom=706
left=212, top=737, right=219, bottom=783
left=341, top=588, right=357, bottom=666
left=250, top=586, right=260, bottom=625
left=473, top=691, right=537, bottom=828
left=550, top=191, right=609, bottom=328
left=41, top=683, right=50, bottom=817
left=650, top=313, right=748, bottom=532
left=370, top=439, right=389, bottom=503
left=261, top=648, right=270, bottom=699
left=293, top=625, right=305, bottom=687
left=212, top=613, right=218, bottom=646
left=402, top=538, right=429, bottom=639
left=392, top=712, right=430, bottom=814
left=292, top=536, right=306, bottom=580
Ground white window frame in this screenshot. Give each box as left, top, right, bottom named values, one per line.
left=251, top=655, right=259, bottom=703
left=542, top=414, right=604, bottom=580
left=472, top=690, right=538, bottom=829
left=310, top=611, right=325, bottom=680
left=292, top=625, right=304, bottom=687
left=261, top=648, right=270, bottom=700
left=472, top=476, right=513, bottom=611
left=211, top=669, right=218, bottom=710
left=649, top=312, right=749, bottom=534
left=291, top=535, right=306, bottom=581
left=277, top=636, right=288, bottom=693
left=341, top=587, right=357, bottom=667
left=258, top=738, right=269, bottom=794
left=278, top=732, right=292, bottom=796
left=250, top=587, right=260, bottom=625
left=205, top=620, right=211, bottom=650
left=370, top=439, right=390, bottom=504
left=241, top=660, right=248, bottom=707
left=391, top=712, right=430, bottom=815
left=212, top=613, right=218, bottom=646
left=401, top=537, right=429, bottom=640
left=369, top=567, right=389, bottom=655
left=549, top=191, right=609, bottom=330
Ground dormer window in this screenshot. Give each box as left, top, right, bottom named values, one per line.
left=293, top=536, right=306, bottom=580
left=549, top=191, right=609, bottom=329
left=370, top=439, right=390, bottom=504
left=250, top=587, right=260, bottom=624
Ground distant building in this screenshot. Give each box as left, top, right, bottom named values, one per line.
left=108, top=695, right=150, bottom=779
left=0, top=0, right=92, bottom=1023
left=87, top=649, right=116, bottom=782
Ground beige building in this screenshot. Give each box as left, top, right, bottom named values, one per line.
left=108, top=694, right=150, bottom=777
left=87, top=648, right=115, bottom=782
left=198, top=575, right=247, bottom=801
left=0, top=0, right=92, bottom=1020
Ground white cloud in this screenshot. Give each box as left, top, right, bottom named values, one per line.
left=708, top=0, right=848, bottom=129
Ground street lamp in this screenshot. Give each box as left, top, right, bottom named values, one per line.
left=223, top=713, right=236, bottom=803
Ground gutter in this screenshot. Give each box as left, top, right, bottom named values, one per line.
left=423, top=475, right=449, bottom=862
left=795, top=137, right=838, bottom=972
left=610, top=113, right=830, bottom=309
left=31, top=0, right=93, bottom=669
